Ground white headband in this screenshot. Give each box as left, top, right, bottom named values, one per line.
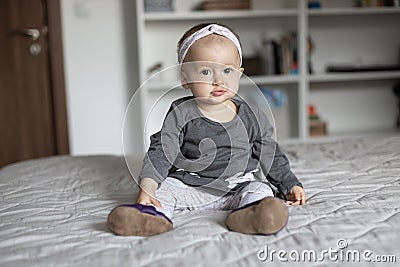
left=178, top=24, right=242, bottom=65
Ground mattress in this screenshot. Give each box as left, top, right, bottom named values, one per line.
left=0, top=135, right=399, bottom=267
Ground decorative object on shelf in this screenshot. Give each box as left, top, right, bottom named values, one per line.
left=308, top=104, right=327, bottom=137
left=199, top=0, right=250, bottom=11
left=260, top=87, right=286, bottom=108
left=144, top=0, right=173, bottom=12
left=289, top=33, right=298, bottom=75
left=307, top=36, right=315, bottom=74
left=242, top=56, right=263, bottom=76
left=393, top=82, right=400, bottom=127
left=308, top=1, right=321, bottom=9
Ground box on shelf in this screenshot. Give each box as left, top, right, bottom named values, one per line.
left=309, top=120, right=327, bottom=137
left=200, top=0, right=250, bottom=10
left=144, top=0, right=173, bottom=12
left=242, top=56, right=263, bottom=76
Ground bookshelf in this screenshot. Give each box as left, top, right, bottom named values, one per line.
left=127, top=0, right=400, bottom=153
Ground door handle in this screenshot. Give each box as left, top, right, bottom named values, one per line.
left=11, top=28, right=40, bottom=41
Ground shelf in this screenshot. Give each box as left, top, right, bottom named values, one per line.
left=145, top=7, right=400, bottom=21
left=281, top=128, right=400, bottom=144
left=311, top=129, right=400, bottom=141
left=308, top=7, right=400, bottom=16
left=243, top=74, right=299, bottom=85
left=308, top=71, right=400, bottom=83
left=144, top=9, right=298, bottom=21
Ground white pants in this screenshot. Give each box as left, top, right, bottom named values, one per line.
left=155, top=177, right=274, bottom=219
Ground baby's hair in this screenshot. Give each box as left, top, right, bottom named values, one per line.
left=177, top=22, right=241, bottom=62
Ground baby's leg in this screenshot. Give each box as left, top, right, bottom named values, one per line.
left=154, top=177, right=183, bottom=219
left=225, top=182, right=288, bottom=235
left=237, top=181, right=274, bottom=207
left=158, top=178, right=228, bottom=212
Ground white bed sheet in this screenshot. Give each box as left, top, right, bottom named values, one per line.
left=1, top=136, right=399, bottom=267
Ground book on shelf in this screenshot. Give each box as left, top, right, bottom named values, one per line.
left=260, top=32, right=298, bottom=76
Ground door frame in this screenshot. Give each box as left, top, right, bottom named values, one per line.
left=46, top=0, right=69, bottom=154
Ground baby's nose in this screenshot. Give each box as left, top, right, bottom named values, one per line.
left=212, top=74, right=224, bottom=86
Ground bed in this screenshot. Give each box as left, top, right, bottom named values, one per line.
left=1, top=135, right=399, bottom=266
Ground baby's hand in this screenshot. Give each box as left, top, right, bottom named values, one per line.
left=136, top=188, right=162, bottom=208
left=136, top=178, right=162, bottom=207
left=285, top=186, right=306, bottom=205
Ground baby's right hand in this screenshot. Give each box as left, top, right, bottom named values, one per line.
left=136, top=188, right=162, bottom=208
left=136, top=178, right=162, bottom=207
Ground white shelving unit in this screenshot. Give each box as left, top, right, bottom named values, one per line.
left=128, top=0, right=400, bottom=153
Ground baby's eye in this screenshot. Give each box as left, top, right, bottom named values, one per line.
left=200, top=69, right=212, bottom=76
left=224, top=68, right=233, bottom=74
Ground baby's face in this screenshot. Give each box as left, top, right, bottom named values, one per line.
left=181, top=35, right=243, bottom=105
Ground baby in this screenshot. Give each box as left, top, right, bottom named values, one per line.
left=108, top=23, right=306, bottom=236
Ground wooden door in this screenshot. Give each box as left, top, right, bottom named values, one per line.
left=0, top=0, right=69, bottom=167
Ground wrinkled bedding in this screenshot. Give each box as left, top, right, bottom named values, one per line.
left=0, top=136, right=399, bottom=267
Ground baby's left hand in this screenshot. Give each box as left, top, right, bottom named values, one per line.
left=285, top=186, right=306, bottom=205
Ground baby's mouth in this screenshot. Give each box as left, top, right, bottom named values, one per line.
left=210, top=89, right=227, bottom=97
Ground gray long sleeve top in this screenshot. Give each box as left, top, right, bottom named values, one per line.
left=138, top=96, right=302, bottom=195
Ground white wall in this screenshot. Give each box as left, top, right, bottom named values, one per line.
left=61, top=0, right=131, bottom=155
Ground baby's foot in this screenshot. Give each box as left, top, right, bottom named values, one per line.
left=225, top=197, right=288, bottom=235
left=107, top=204, right=173, bottom=236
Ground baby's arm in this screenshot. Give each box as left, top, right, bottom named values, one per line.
left=136, top=178, right=162, bottom=208
left=136, top=108, right=179, bottom=208
left=253, top=108, right=305, bottom=205
left=266, top=143, right=305, bottom=205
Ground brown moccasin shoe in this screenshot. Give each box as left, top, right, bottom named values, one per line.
left=225, top=197, right=288, bottom=235
left=108, top=204, right=173, bottom=236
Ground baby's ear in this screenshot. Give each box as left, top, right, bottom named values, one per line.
left=238, top=67, right=244, bottom=78
left=181, top=71, right=190, bottom=89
